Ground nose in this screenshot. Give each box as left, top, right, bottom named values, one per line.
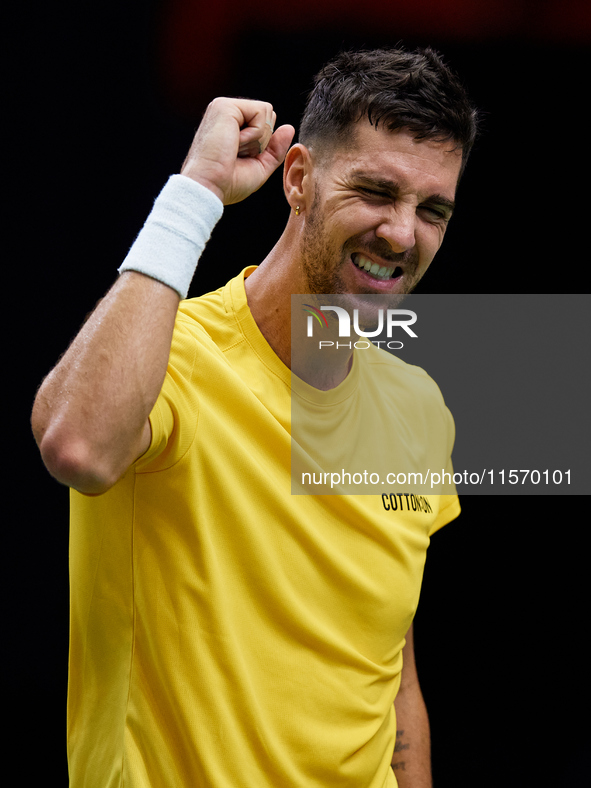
left=376, top=205, right=416, bottom=253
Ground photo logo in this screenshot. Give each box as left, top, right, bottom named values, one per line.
left=303, top=305, right=418, bottom=350
left=302, top=304, right=329, bottom=330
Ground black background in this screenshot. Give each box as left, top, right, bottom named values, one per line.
left=7, top=1, right=589, bottom=784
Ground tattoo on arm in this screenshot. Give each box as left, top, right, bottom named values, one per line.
left=391, top=728, right=410, bottom=772
left=394, top=729, right=410, bottom=754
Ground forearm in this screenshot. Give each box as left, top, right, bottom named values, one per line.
left=391, top=623, right=432, bottom=787
left=392, top=683, right=432, bottom=787
left=32, top=271, right=179, bottom=493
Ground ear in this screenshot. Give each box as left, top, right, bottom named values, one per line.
left=283, top=143, right=314, bottom=213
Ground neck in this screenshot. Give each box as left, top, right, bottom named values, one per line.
left=244, top=225, right=353, bottom=390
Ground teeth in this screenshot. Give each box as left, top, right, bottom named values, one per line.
left=353, top=254, right=395, bottom=280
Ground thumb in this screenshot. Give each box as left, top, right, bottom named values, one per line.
left=258, top=125, right=296, bottom=174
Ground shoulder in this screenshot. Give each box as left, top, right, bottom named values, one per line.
left=172, top=281, right=239, bottom=352
left=178, top=284, right=226, bottom=331
left=175, top=270, right=254, bottom=355
left=362, top=343, right=445, bottom=403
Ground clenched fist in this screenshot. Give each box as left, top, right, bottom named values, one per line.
left=181, top=97, right=295, bottom=205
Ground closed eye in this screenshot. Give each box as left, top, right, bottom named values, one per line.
left=419, top=205, right=450, bottom=222
left=357, top=186, right=390, bottom=199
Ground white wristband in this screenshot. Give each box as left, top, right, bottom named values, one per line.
left=118, top=174, right=224, bottom=299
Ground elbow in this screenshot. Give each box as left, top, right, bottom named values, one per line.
left=34, top=423, right=120, bottom=495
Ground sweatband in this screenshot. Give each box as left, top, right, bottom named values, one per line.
left=118, top=174, right=224, bottom=299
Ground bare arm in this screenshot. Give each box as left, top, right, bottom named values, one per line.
left=32, top=273, right=178, bottom=493
left=392, top=624, right=432, bottom=787
left=31, top=98, right=294, bottom=494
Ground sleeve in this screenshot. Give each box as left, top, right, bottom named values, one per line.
left=429, top=493, right=461, bottom=535
left=428, top=405, right=461, bottom=535
left=135, top=316, right=201, bottom=473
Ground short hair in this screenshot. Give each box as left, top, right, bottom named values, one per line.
left=299, top=47, right=480, bottom=174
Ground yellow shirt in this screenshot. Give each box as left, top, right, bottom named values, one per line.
left=68, top=267, right=460, bottom=788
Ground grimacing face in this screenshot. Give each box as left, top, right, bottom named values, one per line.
left=299, top=122, right=463, bottom=314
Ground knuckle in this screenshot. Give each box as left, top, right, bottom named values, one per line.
left=208, top=96, right=229, bottom=111
left=253, top=100, right=272, bottom=115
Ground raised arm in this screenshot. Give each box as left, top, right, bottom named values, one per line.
left=31, top=98, right=294, bottom=495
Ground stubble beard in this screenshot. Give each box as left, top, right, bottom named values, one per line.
left=299, top=192, right=424, bottom=329
left=300, top=192, right=423, bottom=297
left=300, top=194, right=349, bottom=296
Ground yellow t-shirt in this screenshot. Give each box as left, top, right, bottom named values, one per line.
left=68, top=267, right=460, bottom=788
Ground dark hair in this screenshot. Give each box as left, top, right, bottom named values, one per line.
left=299, top=47, right=479, bottom=173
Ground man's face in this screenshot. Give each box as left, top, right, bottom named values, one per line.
left=299, top=122, right=463, bottom=305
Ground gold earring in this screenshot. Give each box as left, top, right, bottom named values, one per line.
left=295, top=205, right=300, bottom=216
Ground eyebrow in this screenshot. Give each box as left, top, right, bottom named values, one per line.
left=352, top=172, right=456, bottom=217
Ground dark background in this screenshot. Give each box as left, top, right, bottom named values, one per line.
left=8, top=0, right=589, bottom=784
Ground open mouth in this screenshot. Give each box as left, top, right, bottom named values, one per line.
left=351, top=253, right=403, bottom=281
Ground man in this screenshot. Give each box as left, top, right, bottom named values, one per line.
left=32, top=47, right=478, bottom=787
